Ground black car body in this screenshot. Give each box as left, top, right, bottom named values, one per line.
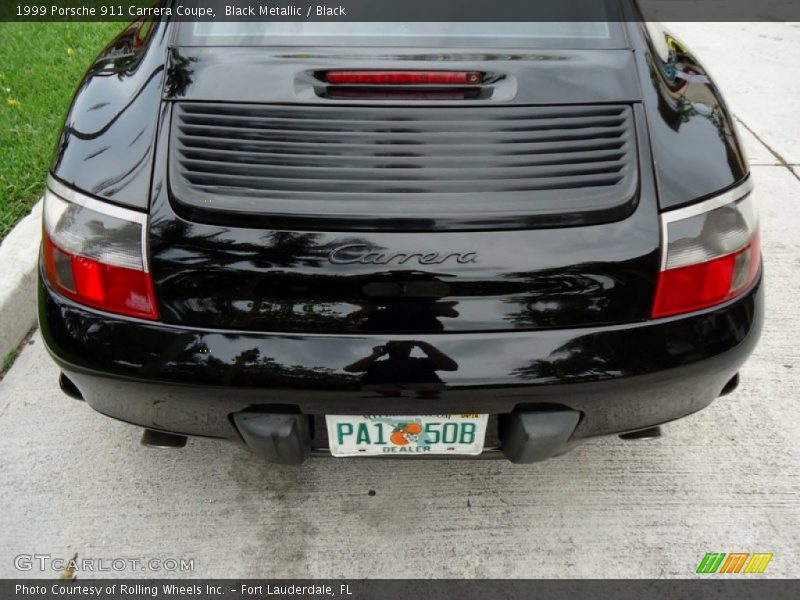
left=39, top=3, right=763, bottom=463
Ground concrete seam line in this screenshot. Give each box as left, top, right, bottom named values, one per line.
left=736, top=116, right=800, bottom=184
left=0, top=198, right=43, bottom=362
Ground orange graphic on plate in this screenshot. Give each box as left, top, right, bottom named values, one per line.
left=390, top=422, right=423, bottom=446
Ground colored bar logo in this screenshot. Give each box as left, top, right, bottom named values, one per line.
left=696, top=553, right=773, bottom=574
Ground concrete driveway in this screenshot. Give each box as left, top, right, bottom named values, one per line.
left=0, top=23, right=798, bottom=579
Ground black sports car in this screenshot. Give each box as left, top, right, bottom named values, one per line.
left=39, top=3, right=763, bottom=463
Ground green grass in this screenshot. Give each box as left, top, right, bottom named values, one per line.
left=0, top=22, right=123, bottom=240
left=1, top=347, right=19, bottom=381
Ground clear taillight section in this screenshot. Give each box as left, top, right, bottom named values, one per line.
left=41, top=181, right=158, bottom=320
left=652, top=180, right=760, bottom=318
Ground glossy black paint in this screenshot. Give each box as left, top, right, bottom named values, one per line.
left=40, top=274, right=763, bottom=441
left=161, top=47, right=644, bottom=233
left=40, top=6, right=763, bottom=459
left=148, top=206, right=661, bottom=334
left=49, top=11, right=749, bottom=213
left=163, top=46, right=642, bottom=105
left=148, top=102, right=660, bottom=333
left=626, top=20, right=749, bottom=208
left=51, top=19, right=170, bottom=210
left=144, top=27, right=666, bottom=334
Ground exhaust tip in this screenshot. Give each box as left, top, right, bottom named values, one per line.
left=58, top=373, right=84, bottom=401
left=619, top=426, right=662, bottom=441
left=720, top=373, right=740, bottom=397
left=141, top=429, right=187, bottom=449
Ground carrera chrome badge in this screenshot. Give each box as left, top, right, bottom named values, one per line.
left=328, top=244, right=478, bottom=266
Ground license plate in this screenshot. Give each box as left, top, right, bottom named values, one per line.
left=326, top=414, right=488, bottom=457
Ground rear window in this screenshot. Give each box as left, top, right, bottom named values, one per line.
left=178, top=22, right=624, bottom=48
left=175, top=1, right=627, bottom=49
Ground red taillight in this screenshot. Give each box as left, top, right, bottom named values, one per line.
left=652, top=237, right=760, bottom=318
left=325, top=71, right=482, bottom=85
left=43, top=234, right=158, bottom=320
left=651, top=181, right=760, bottom=318
left=42, top=183, right=158, bottom=321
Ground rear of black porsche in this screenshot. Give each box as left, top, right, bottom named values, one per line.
left=39, top=15, right=763, bottom=463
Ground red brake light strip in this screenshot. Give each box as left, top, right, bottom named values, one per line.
left=325, top=71, right=483, bottom=85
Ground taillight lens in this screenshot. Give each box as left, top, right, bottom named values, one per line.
left=652, top=181, right=760, bottom=318
left=42, top=183, right=158, bottom=320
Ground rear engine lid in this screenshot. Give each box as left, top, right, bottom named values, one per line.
left=168, top=102, right=639, bottom=231
left=148, top=175, right=660, bottom=334
left=152, top=45, right=658, bottom=334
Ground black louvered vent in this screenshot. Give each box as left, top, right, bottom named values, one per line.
left=169, top=103, right=638, bottom=230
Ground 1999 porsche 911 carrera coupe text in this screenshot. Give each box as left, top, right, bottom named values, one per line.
left=39, top=2, right=763, bottom=464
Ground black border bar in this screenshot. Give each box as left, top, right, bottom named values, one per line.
left=3, top=0, right=800, bottom=22
left=4, top=579, right=800, bottom=600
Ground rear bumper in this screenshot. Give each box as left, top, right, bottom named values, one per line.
left=39, top=272, right=763, bottom=462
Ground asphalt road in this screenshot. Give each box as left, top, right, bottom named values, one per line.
left=0, top=23, right=798, bottom=579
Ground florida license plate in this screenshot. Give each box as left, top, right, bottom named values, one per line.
left=326, top=414, right=488, bottom=457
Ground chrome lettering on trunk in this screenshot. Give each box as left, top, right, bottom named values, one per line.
left=329, top=244, right=478, bottom=266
